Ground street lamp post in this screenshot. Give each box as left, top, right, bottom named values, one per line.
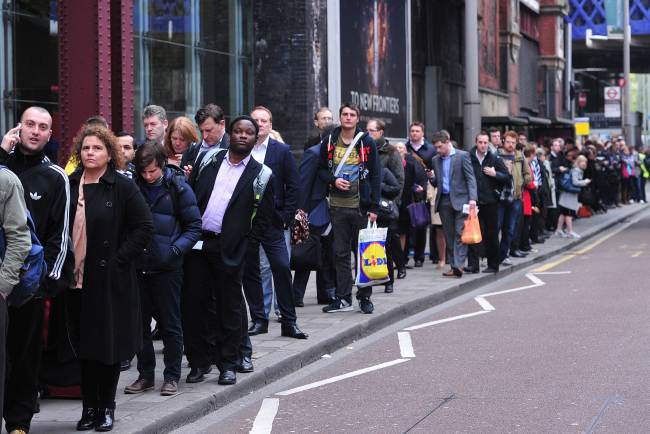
left=623, top=0, right=632, bottom=145
left=463, top=0, right=481, bottom=150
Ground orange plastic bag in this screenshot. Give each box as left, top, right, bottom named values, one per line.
left=461, top=208, right=482, bottom=245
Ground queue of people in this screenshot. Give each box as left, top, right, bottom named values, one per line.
left=0, top=101, right=646, bottom=433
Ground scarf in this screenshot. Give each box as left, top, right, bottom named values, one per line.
left=72, top=174, right=88, bottom=289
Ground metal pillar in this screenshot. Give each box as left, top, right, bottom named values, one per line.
left=623, top=0, right=632, bottom=145
left=463, top=0, right=481, bottom=150
left=111, top=0, right=134, bottom=134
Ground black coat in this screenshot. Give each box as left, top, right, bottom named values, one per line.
left=401, top=154, right=427, bottom=208
left=192, top=152, right=275, bottom=269
left=469, top=147, right=510, bottom=205
left=68, top=168, right=153, bottom=364
left=135, top=167, right=202, bottom=273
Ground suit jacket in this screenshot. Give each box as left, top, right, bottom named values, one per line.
left=192, top=152, right=275, bottom=269
left=298, top=144, right=328, bottom=212
left=431, top=149, right=478, bottom=212
left=180, top=133, right=230, bottom=170
left=263, top=138, right=300, bottom=227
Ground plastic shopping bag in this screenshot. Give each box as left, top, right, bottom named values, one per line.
left=355, top=221, right=390, bottom=288
left=461, top=208, right=482, bottom=245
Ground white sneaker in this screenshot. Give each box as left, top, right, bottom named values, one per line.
left=501, top=258, right=513, bottom=266
left=640, top=200, right=646, bottom=204
left=629, top=199, right=635, bottom=204
left=567, top=231, right=581, bottom=239
left=554, top=230, right=567, bottom=238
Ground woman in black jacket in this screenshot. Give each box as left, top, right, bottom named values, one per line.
left=378, top=167, right=402, bottom=292
left=68, top=125, right=153, bottom=431
left=124, top=143, right=202, bottom=397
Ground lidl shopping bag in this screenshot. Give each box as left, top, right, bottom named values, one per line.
left=355, top=221, right=390, bottom=288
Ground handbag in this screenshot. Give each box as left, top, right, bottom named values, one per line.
left=355, top=221, right=389, bottom=287
left=378, top=198, right=399, bottom=221
left=559, top=172, right=581, bottom=193
left=407, top=201, right=430, bottom=228
left=461, top=208, right=482, bottom=245
left=289, top=233, right=321, bottom=271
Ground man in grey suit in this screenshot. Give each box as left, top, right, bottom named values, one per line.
left=428, top=132, right=478, bottom=277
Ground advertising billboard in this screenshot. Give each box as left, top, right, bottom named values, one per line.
left=339, top=0, right=408, bottom=137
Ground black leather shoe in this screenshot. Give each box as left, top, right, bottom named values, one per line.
left=94, top=408, right=114, bottom=432
left=281, top=323, right=309, bottom=339
left=295, top=300, right=305, bottom=307
left=186, top=366, right=212, bottom=383
left=384, top=284, right=394, bottom=293
left=462, top=266, right=479, bottom=274
left=397, top=268, right=406, bottom=279
left=247, top=321, right=268, bottom=336
left=119, top=359, right=131, bottom=372
left=482, top=267, right=498, bottom=273
left=237, top=356, right=254, bottom=373
left=510, top=250, right=527, bottom=258
left=76, top=407, right=97, bottom=431
left=218, top=370, right=237, bottom=385
left=414, top=260, right=424, bottom=268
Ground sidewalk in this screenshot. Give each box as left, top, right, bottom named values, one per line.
left=31, top=203, right=648, bottom=434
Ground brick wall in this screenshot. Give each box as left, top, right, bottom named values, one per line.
left=252, top=0, right=328, bottom=151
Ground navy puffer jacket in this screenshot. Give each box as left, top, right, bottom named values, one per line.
left=136, top=166, right=202, bottom=272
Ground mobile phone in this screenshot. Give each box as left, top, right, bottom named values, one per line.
left=15, top=123, right=21, bottom=138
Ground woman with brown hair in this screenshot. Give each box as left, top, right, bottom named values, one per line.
left=163, top=116, right=198, bottom=167
left=68, top=125, right=153, bottom=431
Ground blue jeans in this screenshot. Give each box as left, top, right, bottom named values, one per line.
left=137, top=270, right=183, bottom=382
left=498, top=199, right=522, bottom=261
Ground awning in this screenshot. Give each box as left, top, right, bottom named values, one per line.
left=550, top=117, right=575, bottom=125
left=481, top=116, right=529, bottom=126
left=520, top=116, right=552, bottom=126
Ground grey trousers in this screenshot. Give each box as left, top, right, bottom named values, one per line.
left=438, top=195, right=467, bottom=269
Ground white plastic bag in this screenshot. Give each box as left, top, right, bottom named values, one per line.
left=355, top=221, right=390, bottom=287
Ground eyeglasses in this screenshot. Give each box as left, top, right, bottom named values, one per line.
left=367, top=128, right=380, bottom=133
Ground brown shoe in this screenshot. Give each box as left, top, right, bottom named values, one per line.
left=160, top=380, right=178, bottom=396
left=442, top=268, right=463, bottom=278
left=124, top=377, right=154, bottom=394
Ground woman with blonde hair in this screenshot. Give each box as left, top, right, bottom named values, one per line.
left=557, top=155, right=591, bottom=239
left=163, top=116, right=199, bottom=167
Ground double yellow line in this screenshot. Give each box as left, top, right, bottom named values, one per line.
left=534, top=217, right=642, bottom=272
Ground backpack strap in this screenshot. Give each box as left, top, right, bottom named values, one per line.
left=251, top=164, right=273, bottom=222
left=195, top=148, right=228, bottom=182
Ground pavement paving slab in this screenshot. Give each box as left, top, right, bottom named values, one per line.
left=29, top=203, right=648, bottom=433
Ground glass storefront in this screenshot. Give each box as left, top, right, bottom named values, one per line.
left=133, top=0, right=253, bottom=138
left=0, top=0, right=59, bottom=135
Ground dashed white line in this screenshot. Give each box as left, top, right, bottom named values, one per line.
left=398, top=332, right=415, bottom=358
left=474, top=296, right=495, bottom=311
left=275, top=358, right=409, bottom=396
left=403, top=310, right=490, bottom=331
left=249, top=398, right=280, bottom=434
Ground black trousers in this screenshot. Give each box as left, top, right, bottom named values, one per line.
left=182, top=238, right=244, bottom=372
left=242, top=226, right=296, bottom=325
left=377, top=218, right=399, bottom=284
left=80, top=360, right=120, bottom=409
left=4, top=297, right=43, bottom=433
left=519, top=214, right=532, bottom=251
left=293, top=230, right=336, bottom=303
left=468, top=203, right=499, bottom=271
left=137, top=270, right=183, bottom=382
left=330, top=207, right=372, bottom=300
left=0, top=297, right=7, bottom=424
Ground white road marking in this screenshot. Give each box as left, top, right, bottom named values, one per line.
left=275, top=359, right=409, bottom=396
left=631, top=251, right=643, bottom=258
left=534, top=271, right=572, bottom=275
left=474, top=296, right=495, bottom=311
left=398, top=332, right=415, bottom=358
left=249, top=398, right=280, bottom=434
left=403, top=310, right=490, bottom=331
left=480, top=273, right=544, bottom=298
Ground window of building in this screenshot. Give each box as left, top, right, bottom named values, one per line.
left=0, top=0, right=59, bottom=136
left=132, top=0, right=253, bottom=138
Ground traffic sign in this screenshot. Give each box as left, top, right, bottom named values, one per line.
left=618, top=78, right=626, bottom=88
left=604, top=86, right=621, bottom=101
left=578, top=93, right=587, bottom=108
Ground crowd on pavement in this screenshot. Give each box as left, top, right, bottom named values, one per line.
left=0, top=101, right=647, bottom=433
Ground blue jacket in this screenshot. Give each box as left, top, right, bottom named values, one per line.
left=136, top=167, right=202, bottom=272
left=317, top=126, right=381, bottom=214
left=263, top=138, right=300, bottom=227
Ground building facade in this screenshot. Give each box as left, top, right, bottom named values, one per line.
left=0, top=0, right=571, bottom=164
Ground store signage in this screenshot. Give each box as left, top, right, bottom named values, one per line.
left=575, top=117, right=590, bottom=136
left=339, top=0, right=408, bottom=137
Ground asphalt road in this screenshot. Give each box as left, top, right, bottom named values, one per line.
left=176, top=211, right=650, bottom=434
